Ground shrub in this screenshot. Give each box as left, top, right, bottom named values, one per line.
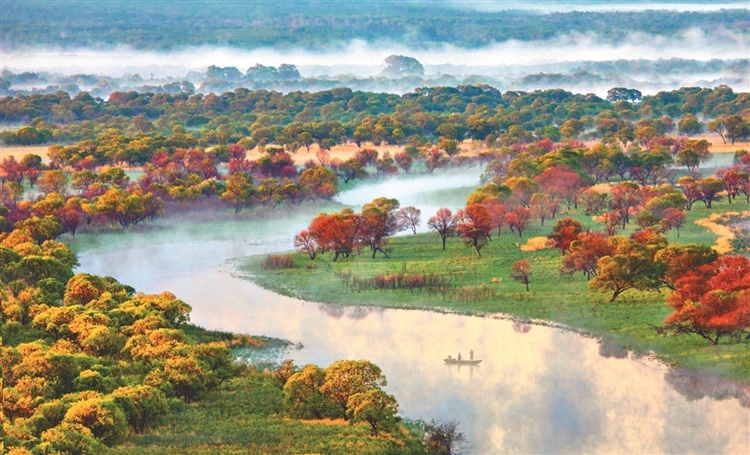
left=261, top=254, right=294, bottom=270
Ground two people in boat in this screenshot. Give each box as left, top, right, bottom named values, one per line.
left=450, top=349, right=475, bottom=362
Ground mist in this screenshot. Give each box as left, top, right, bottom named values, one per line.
left=2, top=26, right=748, bottom=100
left=5, top=27, right=747, bottom=76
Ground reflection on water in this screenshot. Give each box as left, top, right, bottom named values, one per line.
left=317, top=303, right=386, bottom=320
left=666, top=368, right=750, bottom=407
left=73, top=172, right=749, bottom=454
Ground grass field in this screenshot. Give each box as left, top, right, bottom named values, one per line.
left=242, top=199, right=750, bottom=383
left=110, top=372, right=424, bottom=455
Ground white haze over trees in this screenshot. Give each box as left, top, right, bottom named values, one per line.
left=1, top=0, right=748, bottom=97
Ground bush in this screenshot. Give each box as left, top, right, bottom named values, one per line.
left=63, top=397, right=128, bottom=446
left=261, top=254, right=294, bottom=270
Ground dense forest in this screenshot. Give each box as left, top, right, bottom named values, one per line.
left=1, top=85, right=748, bottom=153
left=3, top=1, right=746, bottom=50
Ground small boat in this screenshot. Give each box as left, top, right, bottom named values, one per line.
left=444, top=357, right=482, bottom=365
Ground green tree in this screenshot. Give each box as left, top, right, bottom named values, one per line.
left=40, top=422, right=101, bottom=455
left=63, top=397, right=128, bottom=446
left=283, top=364, right=332, bottom=419
left=347, top=389, right=399, bottom=436
left=589, top=236, right=661, bottom=302
left=320, top=360, right=387, bottom=419
left=381, top=55, right=424, bottom=78
left=221, top=172, right=255, bottom=214
left=111, top=385, right=168, bottom=433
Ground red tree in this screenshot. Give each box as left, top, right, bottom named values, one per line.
left=308, top=210, right=363, bottom=261
left=455, top=204, right=492, bottom=257
left=533, top=165, right=587, bottom=209
left=561, top=231, right=612, bottom=280
left=610, top=182, right=643, bottom=228
left=427, top=207, right=457, bottom=250
left=548, top=217, right=583, bottom=255
left=360, top=198, right=402, bottom=258
left=505, top=207, right=532, bottom=238
left=665, top=255, right=750, bottom=344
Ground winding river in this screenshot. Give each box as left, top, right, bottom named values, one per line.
left=74, top=170, right=749, bottom=454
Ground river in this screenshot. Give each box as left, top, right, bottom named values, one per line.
left=74, top=169, right=749, bottom=454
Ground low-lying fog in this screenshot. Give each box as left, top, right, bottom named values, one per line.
left=6, top=28, right=747, bottom=76
left=3, top=25, right=749, bottom=98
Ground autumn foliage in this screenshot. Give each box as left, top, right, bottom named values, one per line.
left=665, top=255, right=750, bottom=345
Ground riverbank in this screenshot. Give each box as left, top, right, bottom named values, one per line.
left=239, top=200, right=750, bottom=384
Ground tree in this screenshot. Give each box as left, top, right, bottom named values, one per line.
left=505, top=206, right=532, bottom=238
left=162, top=355, right=207, bottom=403
left=533, top=165, right=586, bottom=210
left=589, top=235, right=661, bottom=301
left=273, top=359, right=299, bottom=388
left=320, top=360, right=387, bottom=418
left=111, top=385, right=168, bottom=434
left=665, top=255, right=750, bottom=345
left=335, top=158, right=368, bottom=183
left=548, top=217, right=583, bottom=255
left=95, top=188, right=162, bottom=227
left=374, top=152, right=398, bottom=179
left=529, top=193, right=552, bottom=226
left=294, top=230, right=319, bottom=260
left=393, top=151, right=413, bottom=173
left=360, top=197, right=402, bottom=258
left=606, top=87, right=642, bottom=103
left=678, top=113, right=703, bottom=136
left=381, top=55, right=424, bottom=78
left=561, top=231, right=612, bottom=280
left=579, top=189, right=608, bottom=216
left=510, top=260, right=532, bottom=291
left=695, top=177, right=724, bottom=208
left=424, top=419, right=467, bottom=455
left=662, top=208, right=686, bottom=237
left=40, top=422, right=101, bottom=455
left=397, top=206, right=421, bottom=235
left=347, top=389, right=399, bottom=436
left=308, top=209, right=363, bottom=261
left=676, top=149, right=700, bottom=171
left=38, top=170, right=69, bottom=196
left=438, top=137, right=460, bottom=157
left=428, top=208, right=457, bottom=250
left=723, top=115, right=750, bottom=144
left=718, top=169, right=745, bottom=204
left=63, top=397, right=128, bottom=446
left=220, top=172, right=255, bottom=214
left=299, top=166, right=338, bottom=201
left=455, top=204, right=492, bottom=257
left=654, top=243, right=718, bottom=290
left=283, top=364, right=332, bottom=419
left=609, top=182, right=642, bottom=228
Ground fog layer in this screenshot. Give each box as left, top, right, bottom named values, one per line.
left=4, top=28, right=747, bottom=78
